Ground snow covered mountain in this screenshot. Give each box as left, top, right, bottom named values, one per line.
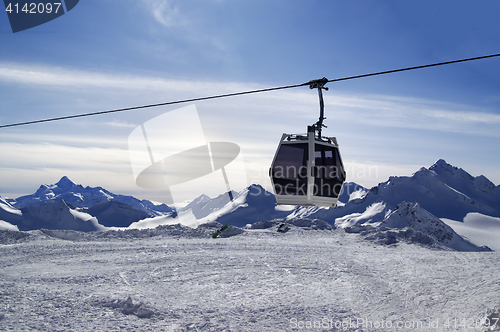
left=161, top=182, right=368, bottom=229
left=158, top=159, right=496, bottom=251
left=337, top=181, right=369, bottom=204
left=373, top=159, right=500, bottom=220
left=2, top=176, right=175, bottom=230
left=293, top=159, right=499, bottom=222
left=0, top=197, right=104, bottom=232
left=128, top=185, right=289, bottom=229
left=84, top=201, right=151, bottom=228
left=17, top=200, right=104, bottom=232
left=10, top=176, right=174, bottom=217
left=0, top=196, right=21, bottom=231
left=203, top=184, right=292, bottom=228
left=182, top=191, right=237, bottom=219
left=343, top=201, right=490, bottom=251
left=1, top=160, right=498, bottom=250
left=0, top=195, right=155, bottom=231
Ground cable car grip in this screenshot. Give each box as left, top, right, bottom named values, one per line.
left=307, top=77, right=329, bottom=139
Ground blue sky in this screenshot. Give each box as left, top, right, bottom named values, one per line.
left=1, top=0, right=500, bottom=203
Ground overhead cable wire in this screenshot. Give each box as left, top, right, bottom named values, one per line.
left=326, top=53, right=500, bottom=83
left=0, top=82, right=306, bottom=129
left=1, top=52, right=499, bottom=129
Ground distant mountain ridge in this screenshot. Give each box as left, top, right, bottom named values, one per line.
left=288, top=159, right=500, bottom=221
left=18, top=200, right=103, bottom=232
left=148, top=159, right=496, bottom=251
left=9, top=176, right=173, bottom=216
left=1, top=176, right=175, bottom=231
left=1, top=160, right=499, bottom=251
left=376, top=159, right=500, bottom=219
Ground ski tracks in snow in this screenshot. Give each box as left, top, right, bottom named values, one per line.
left=0, top=229, right=499, bottom=331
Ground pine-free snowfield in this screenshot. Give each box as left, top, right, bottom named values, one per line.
left=0, top=228, right=499, bottom=332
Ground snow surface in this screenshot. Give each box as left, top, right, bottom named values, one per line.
left=11, top=200, right=105, bottom=232
left=0, top=220, right=18, bottom=231
left=0, top=196, right=24, bottom=231
left=1, top=159, right=499, bottom=330
left=0, top=227, right=499, bottom=331
left=130, top=185, right=290, bottom=229
left=0, top=197, right=21, bottom=216
left=443, top=213, right=500, bottom=251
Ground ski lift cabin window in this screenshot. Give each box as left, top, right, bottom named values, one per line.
left=271, top=142, right=308, bottom=196
left=314, top=142, right=345, bottom=198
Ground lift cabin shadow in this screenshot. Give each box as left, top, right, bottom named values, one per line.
left=269, top=78, right=346, bottom=207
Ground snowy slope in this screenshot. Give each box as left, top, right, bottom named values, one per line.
left=130, top=185, right=294, bottom=229
left=310, top=201, right=488, bottom=251
left=0, top=196, right=23, bottom=231
left=374, top=159, right=500, bottom=220
left=0, top=229, right=499, bottom=331
left=379, top=202, right=488, bottom=251
left=0, top=196, right=21, bottom=216
left=292, top=159, right=500, bottom=223
left=11, top=176, right=173, bottom=217
left=84, top=201, right=151, bottom=228
left=199, top=184, right=293, bottom=228
left=442, top=213, right=500, bottom=251
left=337, top=181, right=368, bottom=204
left=180, top=191, right=237, bottom=219
left=0, top=220, right=18, bottom=231
left=13, top=200, right=105, bottom=232
left=124, top=182, right=359, bottom=230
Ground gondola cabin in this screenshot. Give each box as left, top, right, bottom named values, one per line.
left=270, top=126, right=345, bottom=207
left=269, top=77, right=346, bottom=207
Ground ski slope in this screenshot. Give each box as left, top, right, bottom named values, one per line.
left=443, top=213, right=500, bottom=251
left=1, top=227, right=499, bottom=331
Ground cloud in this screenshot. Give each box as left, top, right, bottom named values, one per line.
left=425, top=109, right=500, bottom=124
left=0, top=131, right=128, bottom=149
left=1, top=63, right=499, bottom=200
left=0, top=63, right=177, bottom=90
left=101, top=120, right=138, bottom=128
left=0, top=142, right=130, bottom=171
left=2, top=62, right=499, bottom=140
left=136, top=0, right=234, bottom=56
left=142, top=0, right=187, bottom=28
left=328, top=93, right=500, bottom=137
left=2, top=62, right=499, bottom=138
left=0, top=62, right=255, bottom=93
left=0, top=142, right=138, bottom=198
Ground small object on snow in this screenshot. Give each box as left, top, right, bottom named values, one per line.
left=277, top=223, right=289, bottom=233
left=101, top=296, right=154, bottom=319
left=212, top=223, right=229, bottom=238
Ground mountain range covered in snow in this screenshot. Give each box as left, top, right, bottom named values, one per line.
left=1, top=159, right=499, bottom=251
left=9, top=175, right=174, bottom=215
left=0, top=176, right=175, bottom=232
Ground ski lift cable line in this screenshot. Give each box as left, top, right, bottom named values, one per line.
left=326, top=53, right=500, bottom=83
left=1, top=52, right=499, bottom=129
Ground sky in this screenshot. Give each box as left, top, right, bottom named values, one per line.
left=1, top=0, right=500, bottom=204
